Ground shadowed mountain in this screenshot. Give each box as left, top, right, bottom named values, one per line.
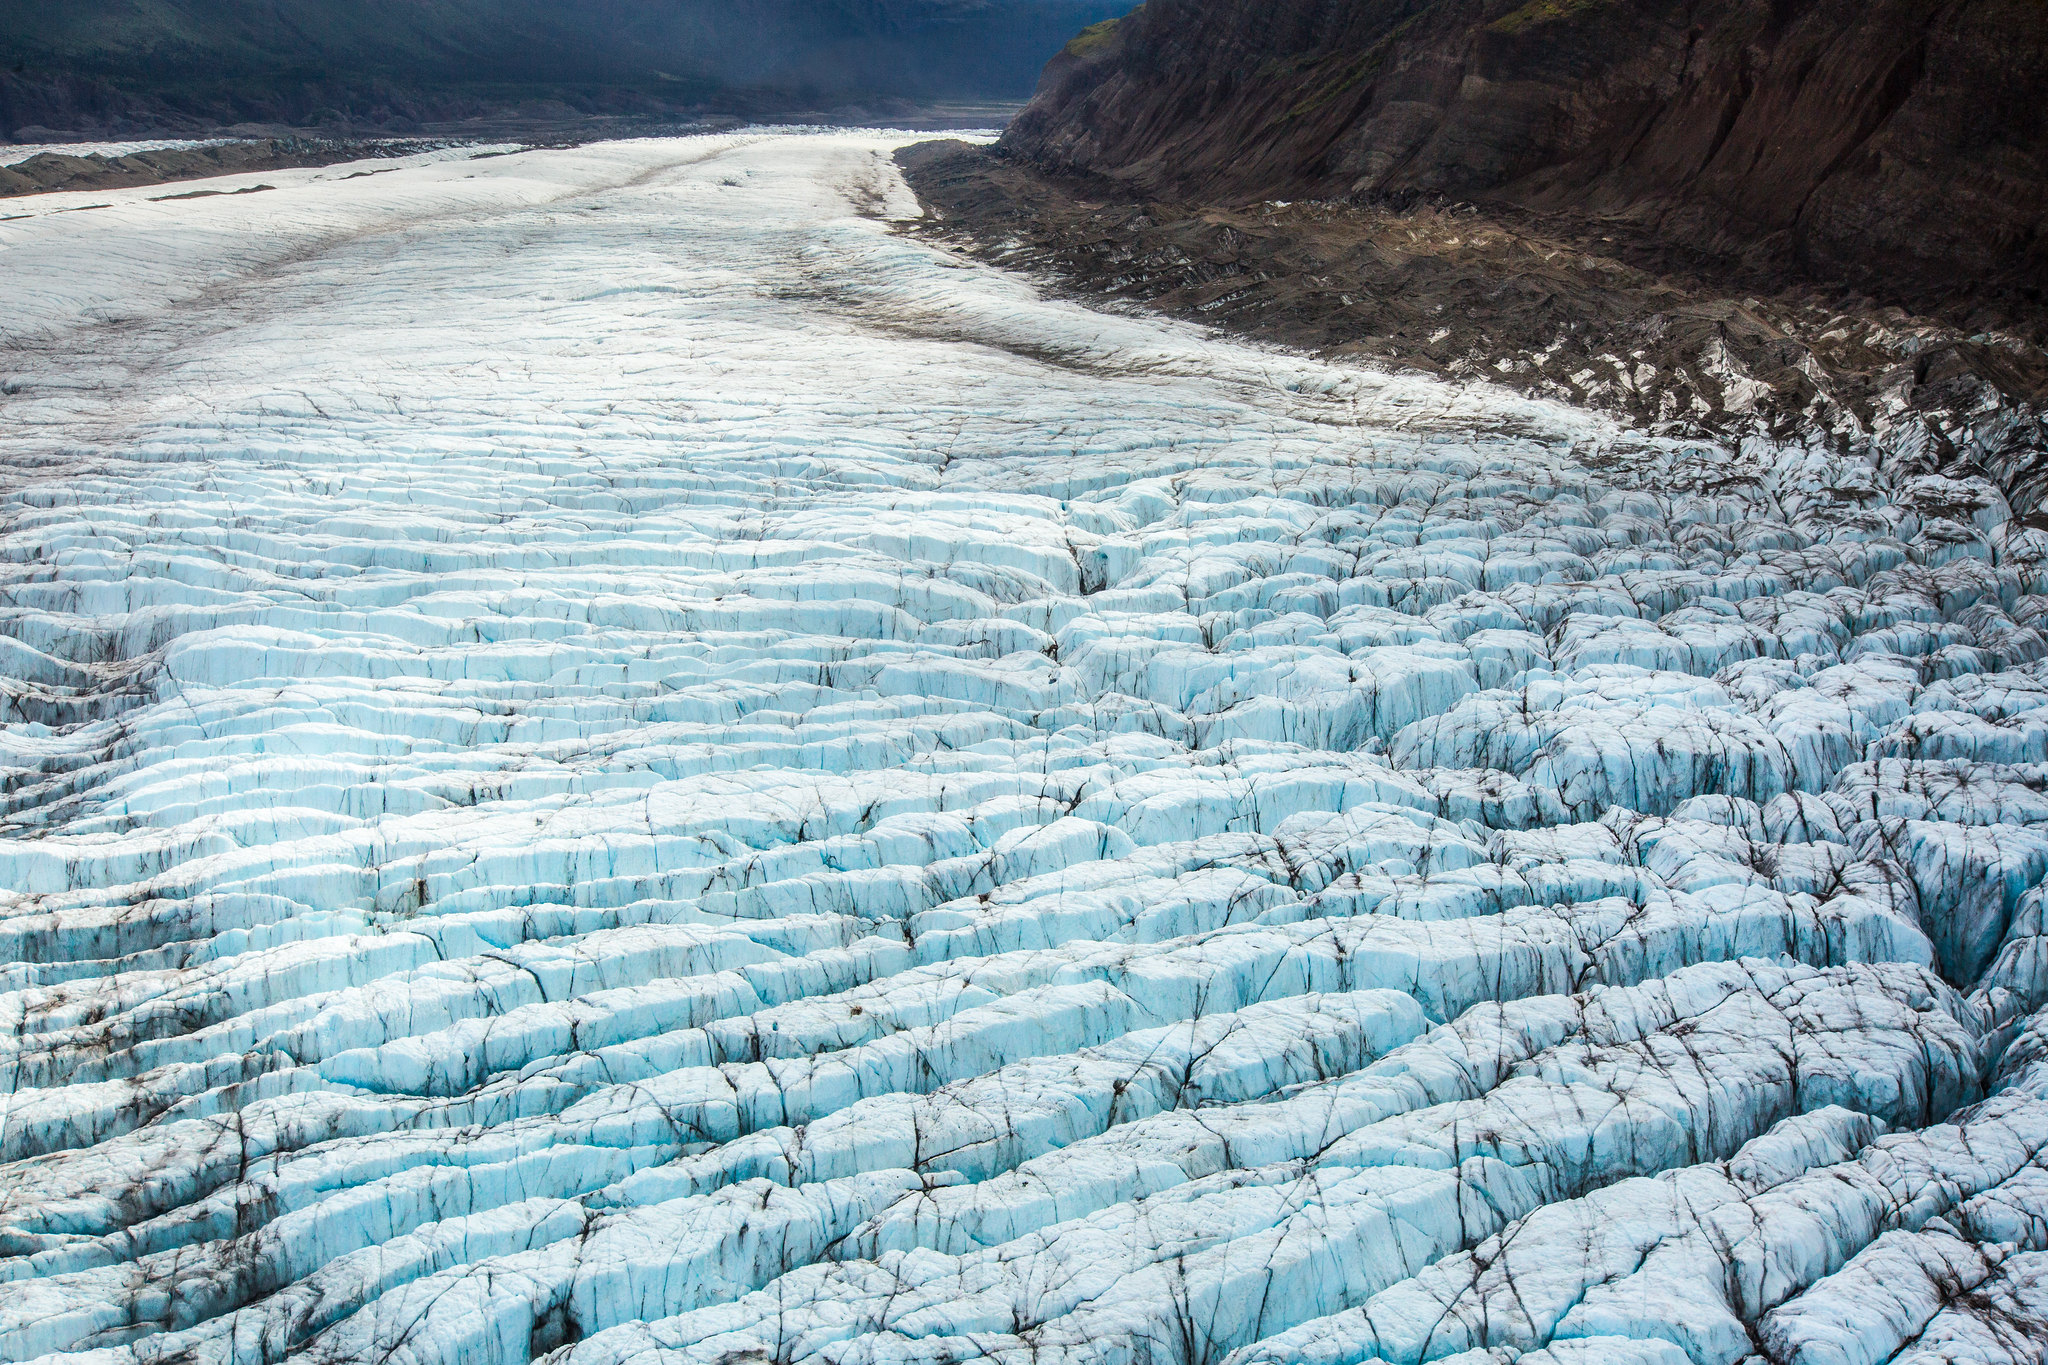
left=1001, top=0, right=2047, bottom=311
left=1, top=0, right=1132, bottom=136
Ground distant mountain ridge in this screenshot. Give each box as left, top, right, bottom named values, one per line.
left=1, top=0, right=1129, bottom=137
left=1001, top=0, right=2048, bottom=312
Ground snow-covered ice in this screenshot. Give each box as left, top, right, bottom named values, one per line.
left=0, top=139, right=223, bottom=167
left=3, top=129, right=2047, bottom=1365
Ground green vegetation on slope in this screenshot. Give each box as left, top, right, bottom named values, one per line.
left=1488, top=0, right=1621, bottom=35
left=1063, top=14, right=1126, bottom=58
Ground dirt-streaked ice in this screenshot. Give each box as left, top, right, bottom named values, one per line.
left=2, top=130, right=2046, bottom=1365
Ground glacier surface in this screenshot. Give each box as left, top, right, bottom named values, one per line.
left=1, top=130, right=2046, bottom=1365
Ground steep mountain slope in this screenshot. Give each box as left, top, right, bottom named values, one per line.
left=1001, top=0, right=2048, bottom=310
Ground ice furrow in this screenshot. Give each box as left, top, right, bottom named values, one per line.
left=3, top=130, right=2046, bottom=1365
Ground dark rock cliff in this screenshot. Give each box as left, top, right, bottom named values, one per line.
left=1001, top=0, right=2048, bottom=313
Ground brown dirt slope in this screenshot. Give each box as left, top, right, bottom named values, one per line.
left=1000, top=0, right=2048, bottom=319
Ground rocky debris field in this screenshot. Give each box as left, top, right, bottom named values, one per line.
left=900, top=141, right=2048, bottom=528
left=1, top=130, right=2048, bottom=1365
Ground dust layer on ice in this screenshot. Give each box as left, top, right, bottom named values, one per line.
left=3, top=130, right=2048, bottom=1365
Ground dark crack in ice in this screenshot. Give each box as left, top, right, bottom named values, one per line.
left=1, top=131, right=2046, bottom=1365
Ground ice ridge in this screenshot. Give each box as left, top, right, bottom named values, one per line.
left=1, top=131, right=2046, bottom=1365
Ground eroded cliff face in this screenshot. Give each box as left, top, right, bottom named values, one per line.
left=1001, top=0, right=2048, bottom=311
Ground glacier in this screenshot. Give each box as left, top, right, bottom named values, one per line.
left=1, top=129, right=2047, bottom=1365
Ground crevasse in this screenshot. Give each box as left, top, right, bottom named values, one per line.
left=1, top=130, right=2045, bottom=1365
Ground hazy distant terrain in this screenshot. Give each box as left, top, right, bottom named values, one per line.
left=0, top=0, right=1128, bottom=136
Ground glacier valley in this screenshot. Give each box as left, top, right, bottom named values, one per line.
left=3, top=130, right=2048, bottom=1365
